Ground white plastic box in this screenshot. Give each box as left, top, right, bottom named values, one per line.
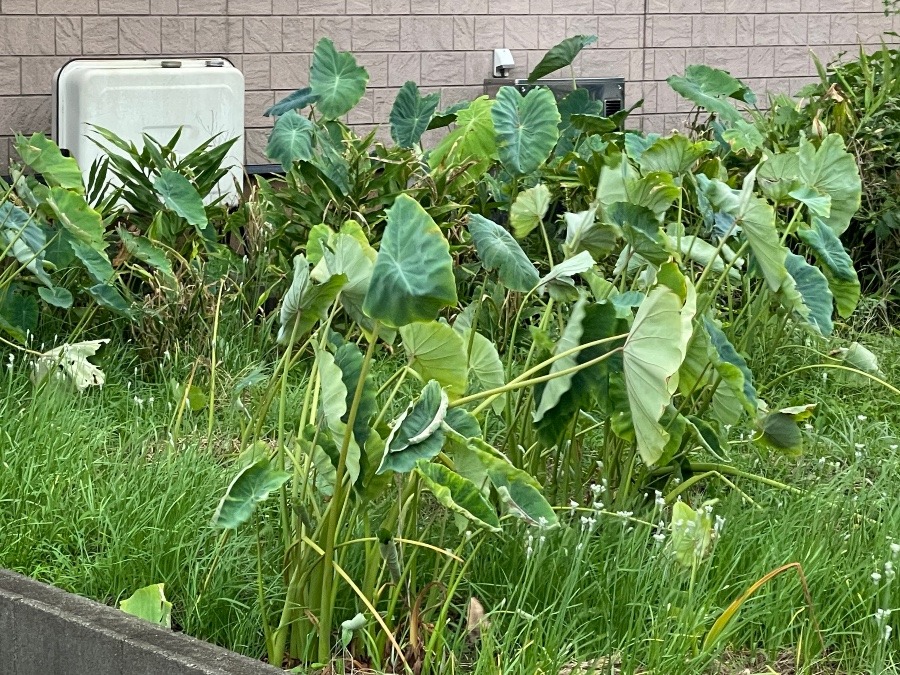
left=53, top=58, right=245, bottom=205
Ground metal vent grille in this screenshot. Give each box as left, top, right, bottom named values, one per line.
left=604, top=98, right=623, bottom=116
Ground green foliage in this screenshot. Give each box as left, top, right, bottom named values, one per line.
left=491, top=86, right=561, bottom=175
left=527, top=34, right=598, bottom=82
left=212, top=458, right=290, bottom=530
left=119, top=583, right=173, bottom=628
left=390, top=81, right=440, bottom=149
left=308, top=37, right=369, bottom=120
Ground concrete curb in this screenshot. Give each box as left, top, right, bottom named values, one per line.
left=0, top=569, right=283, bottom=675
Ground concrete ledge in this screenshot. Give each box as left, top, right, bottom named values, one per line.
left=0, top=569, right=282, bottom=675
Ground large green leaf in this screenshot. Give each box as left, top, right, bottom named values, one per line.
left=265, top=110, right=316, bottom=169
left=119, top=584, right=172, bottom=628
left=333, top=340, right=378, bottom=453
left=609, top=202, right=673, bottom=266
left=400, top=320, right=468, bottom=398
left=264, top=86, right=319, bottom=117
left=309, top=37, right=369, bottom=120
left=537, top=251, right=595, bottom=300
left=15, top=133, right=83, bottom=191
left=212, top=458, right=290, bottom=530
left=533, top=296, right=588, bottom=423
left=154, top=169, right=208, bottom=230
left=278, top=255, right=347, bottom=344
left=428, top=96, right=497, bottom=182
left=562, top=206, right=619, bottom=260
left=46, top=188, right=105, bottom=250
left=756, top=152, right=801, bottom=204
left=527, top=34, right=598, bottom=82
left=461, top=329, right=506, bottom=414
left=797, top=134, right=861, bottom=235
left=37, top=286, right=73, bottom=309
left=390, top=81, right=440, bottom=148
left=785, top=252, right=834, bottom=336
left=637, top=134, right=716, bottom=175
left=316, top=346, right=361, bottom=484
left=312, top=230, right=377, bottom=332
left=466, top=439, right=558, bottom=528
left=415, top=460, right=500, bottom=532
left=492, top=86, right=560, bottom=175
left=378, top=380, right=448, bottom=474
left=667, top=65, right=754, bottom=125
left=0, top=202, right=52, bottom=287
left=703, top=316, right=757, bottom=414
left=468, top=214, right=539, bottom=292
left=363, top=194, right=457, bottom=328
left=623, top=281, right=696, bottom=466
left=69, top=238, right=115, bottom=284
left=510, top=183, right=551, bottom=239
left=87, top=283, right=134, bottom=318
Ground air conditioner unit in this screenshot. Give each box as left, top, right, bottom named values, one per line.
left=484, top=77, right=625, bottom=118
left=53, top=57, right=245, bottom=206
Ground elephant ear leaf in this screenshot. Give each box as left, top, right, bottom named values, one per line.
left=119, top=584, right=172, bottom=628
left=390, top=81, right=440, bottom=148
left=797, top=134, right=861, bottom=236
left=623, top=280, right=696, bottom=466
left=212, top=458, right=290, bottom=530
left=266, top=110, right=316, bottom=169
left=363, top=194, right=457, bottom=328
left=527, top=34, right=598, bottom=82
left=378, top=380, right=448, bottom=474
left=798, top=217, right=860, bottom=318
left=491, top=86, right=560, bottom=175
left=415, top=461, right=500, bottom=533
left=667, top=65, right=754, bottom=125
left=15, top=133, right=83, bottom=191
left=510, top=184, right=551, bottom=239
left=785, top=252, right=834, bottom=337
left=400, top=320, right=468, bottom=398
left=309, top=37, right=369, bottom=120
left=468, top=214, right=539, bottom=292
left=154, top=169, right=207, bottom=230
left=278, top=255, right=347, bottom=344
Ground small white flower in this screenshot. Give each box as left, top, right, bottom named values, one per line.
left=890, top=542, right=900, bottom=556
left=818, top=457, right=827, bottom=465
left=590, top=483, right=603, bottom=496
left=133, top=396, right=144, bottom=408
left=539, top=535, right=546, bottom=546
left=886, top=624, right=893, bottom=642
left=856, top=451, right=863, bottom=460
left=655, top=491, right=666, bottom=508
left=873, top=571, right=883, bottom=583
left=616, top=510, right=633, bottom=518
left=858, top=415, right=868, bottom=421
left=537, top=516, right=548, bottom=528
left=652, top=532, right=666, bottom=543
left=464, top=530, right=473, bottom=540
left=891, top=445, right=899, bottom=451
left=876, top=608, right=891, bottom=623
left=714, top=515, right=726, bottom=534
left=593, top=501, right=604, bottom=511
left=855, top=443, right=865, bottom=450
left=804, top=423, right=814, bottom=431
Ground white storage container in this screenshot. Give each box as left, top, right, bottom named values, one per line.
left=53, top=58, right=245, bottom=206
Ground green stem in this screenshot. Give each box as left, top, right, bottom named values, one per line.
left=318, top=322, right=380, bottom=663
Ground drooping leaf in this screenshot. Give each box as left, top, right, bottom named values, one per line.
left=637, top=134, right=716, bottom=175
left=333, top=340, right=378, bottom=453
left=785, top=252, right=834, bottom=336
left=15, top=133, right=83, bottom=191
left=427, top=100, right=470, bottom=131
left=468, top=214, right=539, bottom=292
left=537, top=251, right=595, bottom=299
left=836, top=342, right=883, bottom=377
left=212, top=458, right=290, bottom=529
left=316, top=346, right=361, bottom=484
left=363, top=194, right=457, bottom=328
left=154, top=169, right=208, bottom=230
left=309, top=37, right=369, bottom=120
left=609, top=202, right=672, bottom=266
left=119, top=584, right=172, bottom=628
left=797, top=134, right=861, bottom=236
left=264, top=86, right=319, bottom=117
left=390, top=81, right=440, bottom=148
left=789, top=186, right=832, bottom=219
left=756, top=152, right=801, bottom=204
left=667, top=65, right=754, bottom=124
left=443, top=406, right=483, bottom=440
left=378, top=380, right=448, bottom=474
left=312, top=231, right=378, bottom=333
left=266, top=110, right=316, bottom=169
left=400, top=320, right=468, bottom=398
left=721, top=120, right=764, bottom=154
left=798, top=217, right=860, bottom=318
left=46, top=187, right=105, bottom=249
left=491, top=86, right=560, bottom=175
left=428, top=96, right=497, bottom=183
left=527, top=34, right=598, bottom=82
left=758, top=411, right=803, bottom=455
left=278, top=255, right=347, bottom=344
left=703, top=316, right=757, bottom=413
left=562, top=205, right=619, bottom=260
left=415, top=460, right=500, bottom=532
left=38, top=286, right=73, bottom=309
left=533, top=297, right=588, bottom=423
left=68, top=238, right=114, bottom=284
left=510, top=183, right=551, bottom=239
left=32, top=339, right=109, bottom=390
left=0, top=202, right=52, bottom=287
left=462, top=330, right=506, bottom=415
left=466, top=439, right=558, bottom=528
left=623, top=280, right=696, bottom=466
left=670, top=501, right=713, bottom=568
left=86, top=284, right=134, bottom=318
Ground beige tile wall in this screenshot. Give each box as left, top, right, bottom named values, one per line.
left=0, top=1, right=896, bottom=170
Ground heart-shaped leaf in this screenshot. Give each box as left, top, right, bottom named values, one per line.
left=278, top=255, right=347, bottom=344
left=212, top=458, right=290, bottom=530
left=154, top=169, right=207, bottom=230
left=390, top=81, right=440, bottom=148
left=119, top=584, right=172, bottom=628
left=492, top=86, right=560, bottom=175
left=264, top=86, right=319, bottom=117
left=510, top=184, right=551, bottom=239
left=15, top=133, right=83, bottom=191
left=309, top=37, right=369, bottom=120
left=363, top=194, right=457, bottom=328
left=266, top=110, right=316, bottom=169
left=400, top=320, right=468, bottom=398
left=468, top=214, right=539, bottom=292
